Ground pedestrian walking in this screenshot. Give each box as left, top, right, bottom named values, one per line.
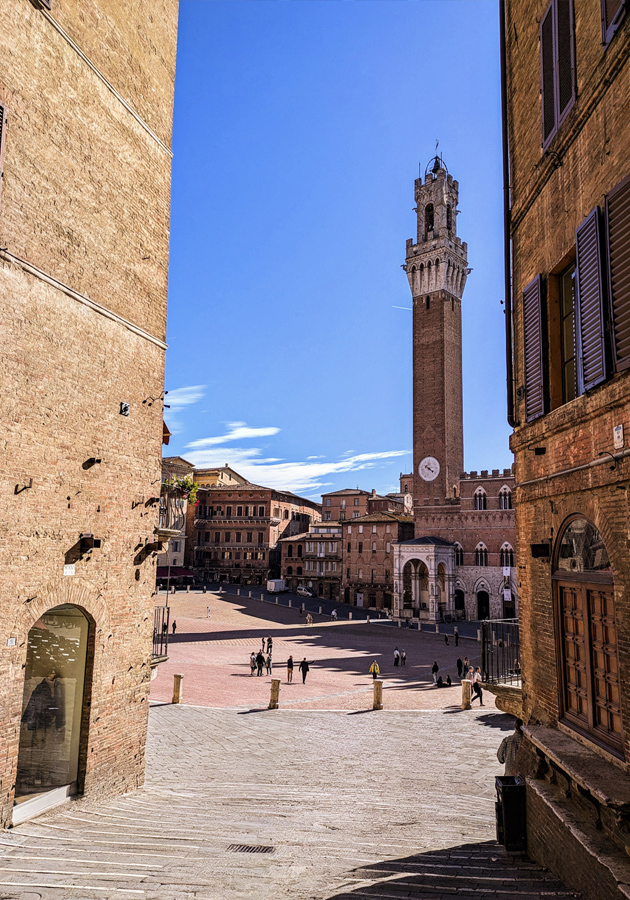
left=299, top=657, right=310, bottom=684
left=432, top=660, right=439, bottom=685
left=470, top=667, right=484, bottom=705
left=287, top=655, right=294, bottom=683
left=172, top=620, right=177, bottom=635
left=331, top=609, right=338, bottom=621
left=456, top=657, right=463, bottom=678
left=366, top=615, right=370, bottom=625
left=393, top=647, right=400, bottom=667
left=267, top=636, right=273, bottom=654
left=206, top=606, right=211, bottom=618
left=265, top=653, right=272, bottom=675
left=444, top=633, right=449, bottom=645
left=306, top=613, right=313, bottom=625
left=369, top=660, right=380, bottom=680
left=162, top=620, right=167, bottom=635
left=454, top=627, right=459, bottom=646
left=250, top=652, right=256, bottom=676
left=462, top=656, right=469, bottom=676
left=401, top=649, right=406, bottom=666
left=497, top=719, right=524, bottom=775
left=256, top=651, right=265, bottom=676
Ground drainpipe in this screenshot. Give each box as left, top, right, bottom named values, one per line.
left=500, top=0, right=516, bottom=428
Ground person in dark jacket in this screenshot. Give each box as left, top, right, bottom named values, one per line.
left=22, top=671, right=65, bottom=732
left=299, top=658, right=310, bottom=684
left=431, top=661, right=439, bottom=685
left=456, top=657, right=463, bottom=678
left=256, top=651, right=265, bottom=676
left=287, top=655, right=294, bottom=683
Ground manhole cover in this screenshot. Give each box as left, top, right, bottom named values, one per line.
left=227, top=844, right=275, bottom=854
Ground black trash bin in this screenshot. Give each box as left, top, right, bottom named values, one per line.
left=495, top=775, right=526, bottom=851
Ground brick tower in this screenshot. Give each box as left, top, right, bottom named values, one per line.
left=405, top=155, right=468, bottom=519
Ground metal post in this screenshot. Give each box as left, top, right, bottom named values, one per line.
left=172, top=674, right=184, bottom=704
left=268, top=678, right=280, bottom=710
left=373, top=680, right=383, bottom=710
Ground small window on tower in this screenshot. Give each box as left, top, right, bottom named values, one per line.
left=447, top=203, right=452, bottom=231
left=426, top=296, right=430, bottom=310
left=425, top=204, right=434, bottom=233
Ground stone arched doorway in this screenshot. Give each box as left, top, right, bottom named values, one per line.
left=554, top=516, right=621, bottom=754
left=15, top=604, right=92, bottom=821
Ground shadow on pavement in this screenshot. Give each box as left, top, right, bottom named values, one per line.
left=322, top=839, right=581, bottom=899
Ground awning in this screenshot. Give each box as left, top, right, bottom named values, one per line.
left=156, top=567, right=194, bottom=578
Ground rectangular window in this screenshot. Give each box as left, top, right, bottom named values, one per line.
left=540, top=0, right=575, bottom=149
left=340, top=511, right=346, bottom=520
left=328, top=542, right=338, bottom=553
left=214, top=532, right=220, bottom=543
left=317, top=544, right=325, bottom=557
left=347, top=526, right=352, bottom=534
left=247, top=532, right=253, bottom=543
left=341, top=499, right=346, bottom=509
left=358, top=542, right=363, bottom=554
left=386, top=542, right=391, bottom=553
left=385, top=524, right=391, bottom=533
left=224, top=532, right=231, bottom=542
left=324, top=512, right=332, bottom=520
left=602, top=0, right=626, bottom=44
left=385, top=570, right=390, bottom=580
left=258, top=532, right=264, bottom=545
left=325, top=498, right=331, bottom=506
left=203, top=531, right=209, bottom=542
left=306, top=542, right=314, bottom=553
left=354, top=498, right=360, bottom=506
left=358, top=525, right=363, bottom=534
left=358, top=569, right=363, bottom=579
left=352, top=512, right=360, bottom=518
left=347, top=568, right=351, bottom=578
left=347, top=542, right=351, bottom=553
left=372, top=525, right=377, bottom=533
left=235, top=532, right=241, bottom=543
left=372, top=542, right=376, bottom=553
left=306, top=560, right=313, bottom=571
left=259, top=506, right=265, bottom=516
left=237, top=506, right=243, bottom=516
left=576, top=208, right=607, bottom=392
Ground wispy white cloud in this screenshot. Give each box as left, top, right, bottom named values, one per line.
left=164, top=385, right=206, bottom=435
left=184, top=442, right=410, bottom=495
left=187, top=422, right=281, bottom=449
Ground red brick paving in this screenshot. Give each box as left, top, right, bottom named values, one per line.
left=150, top=590, right=495, bottom=711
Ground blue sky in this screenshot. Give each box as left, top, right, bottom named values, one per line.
left=164, top=0, right=512, bottom=500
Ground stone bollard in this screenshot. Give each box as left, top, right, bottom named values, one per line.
left=248, top=590, right=252, bottom=598
left=288, top=598, right=292, bottom=607
left=318, top=606, right=322, bottom=615
left=275, top=597, right=278, bottom=605
left=398, top=620, right=402, bottom=628
left=477, top=629, right=481, bottom=642
left=349, top=612, right=352, bottom=620
left=202, top=585, right=207, bottom=593
left=373, top=680, right=383, bottom=710
left=268, top=678, right=280, bottom=710
left=172, top=674, right=184, bottom=705
left=461, top=679, right=472, bottom=710
left=171, top=585, right=175, bottom=594
left=186, top=584, right=190, bottom=593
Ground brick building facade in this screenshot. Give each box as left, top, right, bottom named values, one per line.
left=393, top=157, right=517, bottom=623
left=156, top=456, right=194, bottom=584
left=322, top=488, right=370, bottom=522
left=503, top=0, right=630, bottom=894
left=0, top=0, right=178, bottom=827
left=188, top=482, right=321, bottom=585
left=281, top=525, right=343, bottom=600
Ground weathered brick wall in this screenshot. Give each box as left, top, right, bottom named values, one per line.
left=0, top=0, right=178, bottom=826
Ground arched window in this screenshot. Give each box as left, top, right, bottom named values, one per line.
left=425, top=203, right=434, bottom=233
left=287, top=545, right=293, bottom=557
left=554, top=517, right=620, bottom=753
left=475, top=543, right=488, bottom=566
left=474, top=488, right=487, bottom=511
left=499, top=486, right=512, bottom=509
left=297, top=566, right=303, bottom=576
left=446, top=203, right=452, bottom=231
left=297, top=545, right=302, bottom=558
left=454, top=542, right=464, bottom=566
left=500, top=543, right=515, bottom=568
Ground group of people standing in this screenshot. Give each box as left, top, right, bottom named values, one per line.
left=249, top=638, right=311, bottom=684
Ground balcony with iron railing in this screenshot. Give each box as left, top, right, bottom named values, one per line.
left=156, top=486, right=186, bottom=542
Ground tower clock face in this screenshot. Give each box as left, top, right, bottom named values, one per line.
left=418, top=456, right=440, bottom=481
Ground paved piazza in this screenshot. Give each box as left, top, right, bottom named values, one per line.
left=0, top=592, right=579, bottom=899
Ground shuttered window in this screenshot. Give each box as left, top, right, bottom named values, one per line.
left=540, top=0, right=576, bottom=149
left=0, top=104, right=6, bottom=210
left=523, top=275, right=546, bottom=422
left=606, top=175, right=630, bottom=372
left=602, top=0, right=626, bottom=44
left=576, top=208, right=607, bottom=392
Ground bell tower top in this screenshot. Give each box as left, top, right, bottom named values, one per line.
left=405, top=154, right=468, bottom=301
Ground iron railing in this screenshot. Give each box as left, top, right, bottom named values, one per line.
left=152, top=605, right=170, bottom=659
left=480, top=618, right=521, bottom=685
left=158, top=488, right=186, bottom=535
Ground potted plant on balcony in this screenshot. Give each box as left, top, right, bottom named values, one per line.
left=163, top=475, right=199, bottom=507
